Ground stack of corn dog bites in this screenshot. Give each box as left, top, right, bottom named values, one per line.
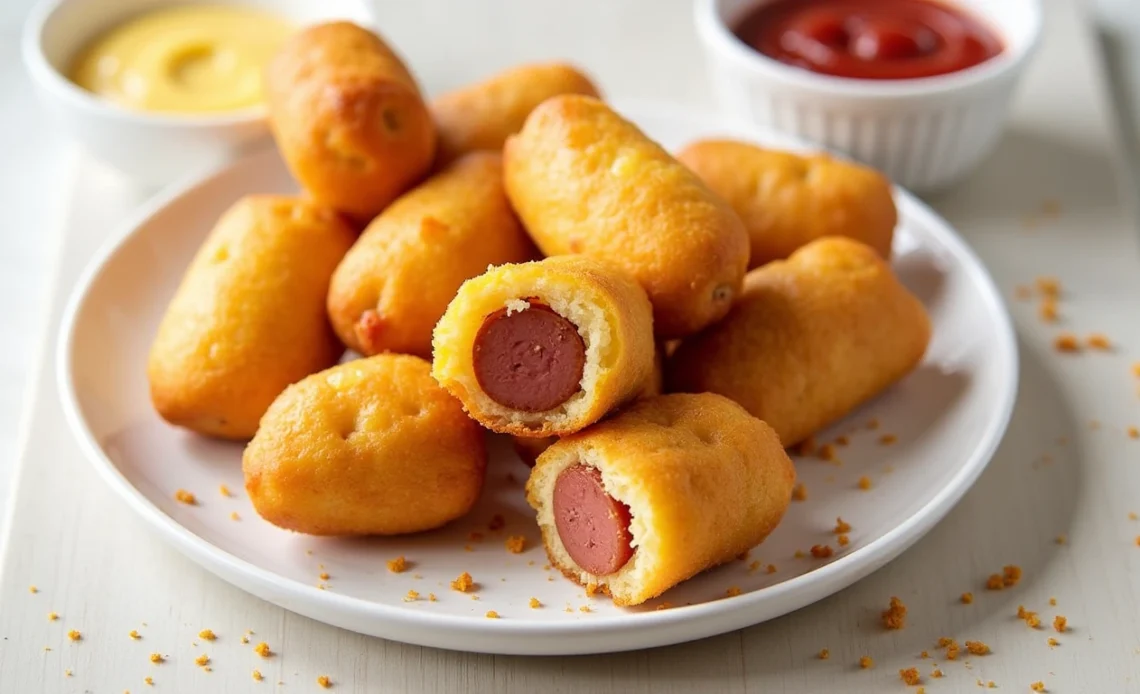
left=146, top=22, right=932, bottom=607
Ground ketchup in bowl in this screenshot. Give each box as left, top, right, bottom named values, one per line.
left=734, top=0, right=1003, bottom=80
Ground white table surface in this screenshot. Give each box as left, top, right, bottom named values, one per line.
left=3, top=0, right=1140, bottom=691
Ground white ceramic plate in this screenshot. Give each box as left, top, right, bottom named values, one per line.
left=58, top=103, right=1017, bottom=656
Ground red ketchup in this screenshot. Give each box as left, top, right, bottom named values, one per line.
left=734, top=0, right=1003, bottom=80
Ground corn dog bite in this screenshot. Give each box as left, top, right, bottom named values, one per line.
left=677, top=139, right=896, bottom=268
left=265, top=21, right=435, bottom=220
left=503, top=95, right=749, bottom=338
left=432, top=256, right=655, bottom=437
left=526, top=393, right=796, bottom=606
left=147, top=196, right=354, bottom=440
left=327, top=152, right=535, bottom=358
left=667, top=237, right=931, bottom=446
left=243, top=354, right=486, bottom=535
left=432, top=62, right=600, bottom=166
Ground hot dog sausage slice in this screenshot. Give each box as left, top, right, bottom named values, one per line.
left=552, top=464, right=634, bottom=575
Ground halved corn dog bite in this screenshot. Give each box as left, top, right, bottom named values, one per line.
left=432, top=256, right=655, bottom=437
left=526, top=393, right=796, bottom=606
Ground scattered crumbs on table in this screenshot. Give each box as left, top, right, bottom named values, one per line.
left=878, top=434, right=898, bottom=446
left=748, top=559, right=762, bottom=573
left=252, top=669, right=263, bottom=682
left=67, top=630, right=81, bottom=641
left=578, top=605, right=591, bottom=613
left=1055, top=534, right=1066, bottom=545
left=174, top=489, right=197, bottom=505
left=1047, top=637, right=1060, bottom=648
left=961, top=592, right=974, bottom=604
left=1127, top=426, right=1139, bottom=439
left=28, top=585, right=37, bottom=594
left=65, top=670, right=72, bottom=677
left=1035, top=276, right=1061, bottom=298
left=1135, top=536, right=1140, bottom=547
left=451, top=572, right=475, bottom=593
left=867, top=418, right=880, bottom=430
left=387, top=556, right=407, bottom=573
left=987, top=574, right=1005, bottom=590
left=834, top=517, right=852, bottom=534
left=932, top=669, right=944, bottom=678
left=428, top=593, right=437, bottom=602
left=43, top=647, right=50, bottom=652
left=1004, top=565, right=1023, bottom=587
left=794, top=550, right=806, bottom=559
left=1130, top=513, right=1138, bottom=521
left=837, top=534, right=850, bottom=547
left=766, top=564, right=777, bottom=574
left=149, top=653, right=165, bottom=664
left=144, top=676, right=153, bottom=685
left=198, top=629, right=216, bottom=641
left=965, top=640, right=991, bottom=655
left=655, top=602, right=673, bottom=611
left=218, top=484, right=232, bottom=497
left=1039, top=299, right=1058, bottom=323
left=48, top=612, right=58, bottom=621
left=859, top=655, right=874, bottom=669
left=988, top=681, right=997, bottom=688
left=818, top=443, right=838, bottom=462
left=919, top=651, right=929, bottom=659
left=318, top=675, right=332, bottom=689
left=505, top=535, right=527, bottom=553
left=241, top=635, right=250, bottom=644
left=834, top=435, right=849, bottom=447
left=253, top=642, right=272, bottom=658
left=818, top=648, right=829, bottom=660
left=230, top=511, right=240, bottom=521
left=882, top=596, right=907, bottom=630
left=791, top=483, right=807, bottom=501
left=529, top=597, right=542, bottom=608
left=1031, top=682, right=1046, bottom=692
left=810, top=544, right=833, bottom=559
left=194, top=654, right=209, bottom=667
left=726, top=586, right=742, bottom=597
left=1053, top=615, right=1067, bottom=632
left=488, top=514, right=506, bottom=531
left=1053, top=333, right=1080, bottom=353
left=129, top=629, right=140, bottom=640
left=1049, top=597, right=1057, bottom=606
left=900, top=667, right=921, bottom=686
left=858, top=476, right=872, bottom=490
left=404, top=590, right=419, bottom=602
left=1086, top=333, right=1111, bottom=350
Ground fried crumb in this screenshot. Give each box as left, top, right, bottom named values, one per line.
left=1127, top=426, right=1139, bottom=439
left=810, top=544, right=833, bottom=559
left=1003, top=565, right=1023, bottom=586
left=1039, top=299, right=1058, bottom=323
left=144, top=676, right=153, bottom=685
left=174, top=489, right=197, bottom=505
left=428, top=592, right=438, bottom=602
left=834, top=517, right=852, bottom=534
left=483, top=609, right=501, bottom=619
left=1036, top=277, right=1061, bottom=298
left=818, top=444, right=838, bottom=462
left=1086, top=333, right=1111, bottom=350
left=900, top=667, right=921, bottom=686
left=488, top=514, right=506, bottom=531
left=529, top=597, right=541, bottom=608
left=219, top=484, right=232, bottom=497
left=1053, top=616, right=1067, bottom=632
left=1031, top=683, right=1046, bottom=692
left=726, top=586, right=742, bottom=597
left=818, top=648, right=830, bottom=660
left=198, top=629, right=216, bottom=641
left=48, top=612, right=59, bottom=621
left=28, top=585, right=37, bottom=594
left=917, top=689, right=925, bottom=694
left=988, top=681, right=996, bottom=688
left=316, top=675, right=332, bottom=688
left=241, top=635, right=250, bottom=644
left=794, top=550, right=806, bottom=559
left=965, top=640, right=990, bottom=655
left=404, top=590, right=419, bottom=602
left=859, top=655, right=874, bottom=669
left=230, top=511, right=241, bottom=521
left=254, top=642, right=272, bottom=657
left=748, top=560, right=761, bottom=572
left=867, top=418, right=880, bottom=430
left=879, top=434, right=898, bottom=446
left=578, top=605, right=591, bottom=613
left=1055, top=534, right=1066, bottom=545
left=1053, top=333, right=1080, bottom=353
left=1048, top=597, right=1057, bottom=606
left=882, top=596, right=907, bottom=629
left=1047, top=637, right=1059, bottom=648
left=858, top=476, right=872, bottom=490
left=920, top=651, right=929, bottom=659
left=987, top=574, right=1005, bottom=590
left=792, top=483, right=808, bottom=501
left=129, top=629, right=140, bottom=639
left=505, top=535, right=527, bottom=553
left=838, top=534, right=850, bottom=547
left=387, top=556, right=407, bottom=573
left=932, top=669, right=944, bottom=678
left=195, top=654, right=210, bottom=667
left=65, top=670, right=71, bottom=677
left=835, top=435, right=850, bottom=446
left=655, top=602, right=674, bottom=611
left=794, top=435, right=818, bottom=456
left=252, top=670, right=263, bottom=681
left=67, top=630, right=81, bottom=641
left=451, top=572, right=474, bottom=593
left=766, top=564, right=777, bottom=574
left=149, top=653, right=165, bottom=664
left=961, top=592, right=974, bottom=604
left=463, top=544, right=473, bottom=552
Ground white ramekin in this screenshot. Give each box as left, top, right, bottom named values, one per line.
left=695, top=0, right=1042, bottom=192
left=22, top=0, right=375, bottom=187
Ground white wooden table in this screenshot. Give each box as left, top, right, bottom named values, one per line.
left=3, top=0, right=1140, bottom=691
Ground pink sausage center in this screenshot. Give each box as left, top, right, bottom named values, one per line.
left=552, top=464, right=634, bottom=576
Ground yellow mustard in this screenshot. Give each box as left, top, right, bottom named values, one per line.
left=69, top=6, right=292, bottom=114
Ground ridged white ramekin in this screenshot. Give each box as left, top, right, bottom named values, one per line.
left=695, top=0, right=1042, bottom=192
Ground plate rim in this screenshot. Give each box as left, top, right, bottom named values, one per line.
left=55, top=101, right=1019, bottom=655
